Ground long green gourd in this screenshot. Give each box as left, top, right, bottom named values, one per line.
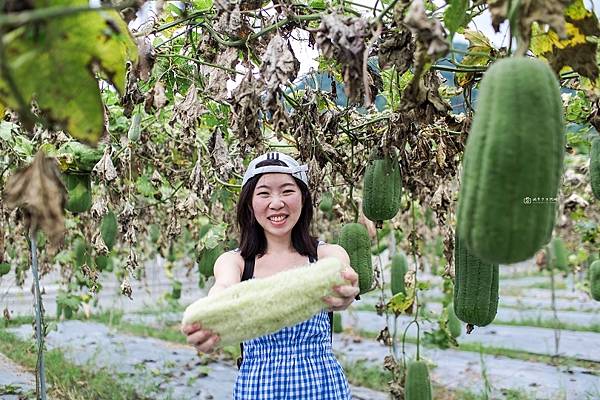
left=457, top=57, right=565, bottom=264
left=362, top=150, right=402, bottom=228
left=550, top=237, right=568, bottom=271
left=590, top=260, right=600, bottom=301
left=591, top=136, right=600, bottom=200
left=454, top=235, right=499, bottom=328
left=447, top=302, right=462, bottom=338
left=339, top=223, right=373, bottom=294
left=182, top=257, right=346, bottom=347
left=391, top=253, right=408, bottom=296
left=405, top=360, right=432, bottom=400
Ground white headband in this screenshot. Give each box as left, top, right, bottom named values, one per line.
left=242, top=152, right=309, bottom=187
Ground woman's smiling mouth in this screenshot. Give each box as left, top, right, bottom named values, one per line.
left=268, top=214, right=288, bottom=224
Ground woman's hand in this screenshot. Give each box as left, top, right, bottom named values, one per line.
left=181, top=323, right=220, bottom=353
left=323, top=266, right=360, bottom=311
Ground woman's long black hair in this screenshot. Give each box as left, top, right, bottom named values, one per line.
left=237, top=159, right=317, bottom=260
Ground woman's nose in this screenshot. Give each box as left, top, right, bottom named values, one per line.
left=269, top=196, right=284, bottom=209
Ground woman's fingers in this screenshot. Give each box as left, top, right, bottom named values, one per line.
left=186, top=328, right=214, bottom=346
left=182, top=323, right=220, bottom=353
left=322, top=293, right=355, bottom=310
left=341, top=267, right=359, bottom=287
left=195, top=334, right=220, bottom=353
left=333, top=284, right=360, bottom=298
left=181, top=322, right=202, bottom=335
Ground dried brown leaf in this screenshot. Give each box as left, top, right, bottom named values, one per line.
left=171, top=84, right=205, bottom=134
left=205, top=47, right=239, bottom=101
left=519, top=0, right=571, bottom=43
left=126, top=247, right=138, bottom=272
left=487, top=0, right=509, bottom=32
left=214, top=4, right=251, bottom=38
left=121, top=277, right=133, bottom=299
left=261, top=35, right=300, bottom=110
left=92, top=231, right=108, bottom=255
left=531, top=4, right=600, bottom=81
left=401, top=71, right=451, bottom=116
left=378, top=29, right=414, bottom=74
left=119, top=202, right=136, bottom=227
left=151, top=170, right=162, bottom=186
left=93, top=147, right=118, bottom=182
left=404, top=0, right=448, bottom=59
left=209, top=129, right=230, bottom=178
left=4, top=151, right=67, bottom=244
left=230, top=72, right=264, bottom=152
left=90, top=194, right=108, bottom=219
left=189, top=151, right=204, bottom=194
left=177, top=193, right=200, bottom=218
left=167, top=211, right=182, bottom=239
left=314, top=13, right=371, bottom=104
left=152, top=81, right=168, bottom=109
left=135, top=37, right=155, bottom=81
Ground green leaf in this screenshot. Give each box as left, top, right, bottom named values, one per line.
left=12, top=135, right=34, bottom=158
left=193, top=0, right=213, bottom=11
left=200, top=223, right=227, bottom=251
left=454, top=30, right=495, bottom=88
left=387, top=287, right=415, bottom=315
left=0, top=0, right=138, bottom=145
left=136, top=175, right=156, bottom=197
left=444, top=0, right=470, bottom=34
left=0, top=121, right=16, bottom=141
left=309, top=0, right=327, bottom=9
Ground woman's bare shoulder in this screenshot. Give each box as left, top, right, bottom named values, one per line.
left=214, top=250, right=245, bottom=276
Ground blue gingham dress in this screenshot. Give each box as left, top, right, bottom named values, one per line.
left=233, top=268, right=351, bottom=399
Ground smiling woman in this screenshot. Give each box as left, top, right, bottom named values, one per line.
left=181, top=151, right=359, bottom=400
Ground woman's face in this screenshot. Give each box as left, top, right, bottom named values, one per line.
left=251, top=173, right=303, bottom=238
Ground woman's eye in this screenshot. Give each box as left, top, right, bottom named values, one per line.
left=257, top=192, right=269, bottom=196
left=284, top=190, right=295, bottom=194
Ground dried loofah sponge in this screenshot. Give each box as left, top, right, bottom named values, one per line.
left=181, top=257, right=346, bottom=347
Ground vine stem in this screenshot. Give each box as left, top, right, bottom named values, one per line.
left=30, top=231, right=47, bottom=400
left=201, top=13, right=322, bottom=48
left=374, top=226, right=393, bottom=356
left=400, top=197, right=422, bottom=367
left=155, top=53, right=243, bottom=75
left=410, top=197, right=421, bottom=361
left=375, top=0, right=401, bottom=24
left=0, top=0, right=137, bottom=27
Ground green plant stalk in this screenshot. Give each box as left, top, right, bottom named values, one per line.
left=549, top=249, right=562, bottom=358
left=401, top=198, right=421, bottom=367
left=479, top=346, right=492, bottom=399
left=375, top=0, right=402, bottom=24
left=374, top=229, right=394, bottom=357
left=155, top=53, right=244, bottom=75
left=29, top=232, right=47, bottom=400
